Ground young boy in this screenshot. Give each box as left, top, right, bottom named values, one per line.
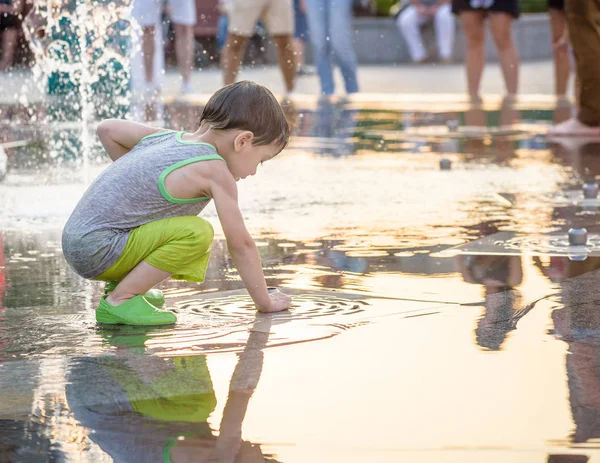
left=62, top=81, right=293, bottom=326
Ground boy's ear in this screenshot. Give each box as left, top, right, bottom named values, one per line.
left=233, top=131, right=254, bottom=152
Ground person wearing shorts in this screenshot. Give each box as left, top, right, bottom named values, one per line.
left=452, top=0, right=520, bottom=103
left=0, top=0, right=22, bottom=71
left=133, top=0, right=196, bottom=94
left=222, top=0, right=296, bottom=94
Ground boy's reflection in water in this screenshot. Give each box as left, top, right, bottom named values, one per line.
left=66, top=316, right=278, bottom=463
left=457, top=254, right=523, bottom=351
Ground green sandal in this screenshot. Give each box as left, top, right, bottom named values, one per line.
left=104, top=281, right=165, bottom=307
left=96, top=295, right=177, bottom=326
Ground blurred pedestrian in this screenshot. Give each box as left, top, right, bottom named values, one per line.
left=0, top=0, right=22, bottom=71
left=305, top=0, right=358, bottom=96
left=548, top=0, right=574, bottom=103
left=133, top=0, right=196, bottom=95
left=549, top=0, right=600, bottom=136
left=396, top=0, right=455, bottom=64
left=293, top=0, right=312, bottom=74
left=222, top=0, right=296, bottom=95
left=216, top=0, right=230, bottom=52
left=452, top=0, right=520, bottom=103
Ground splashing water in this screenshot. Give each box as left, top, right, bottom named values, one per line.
left=22, top=0, right=137, bottom=178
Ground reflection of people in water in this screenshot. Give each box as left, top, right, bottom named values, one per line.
left=0, top=419, right=65, bottom=461
left=461, top=101, right=520, bottom=163
left=0, top=234, right=5, bottom=311
left=457, top=254, right=523, bottom=350
left=310, top=98, right=359, bottom=157
left=552, top=300, right=600, bottom=445
left=547, top=455, right=589, bottom=463
left=0, top=235, right=8, bottom=353
left=66, top=317, right=277, bottom=463
left=534, top=256, right=600, bottom=284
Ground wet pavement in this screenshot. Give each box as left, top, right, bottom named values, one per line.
left=2, top=96, right=600, bottom=462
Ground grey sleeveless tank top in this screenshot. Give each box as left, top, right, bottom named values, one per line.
left=62, top=131, right=225, bottom=279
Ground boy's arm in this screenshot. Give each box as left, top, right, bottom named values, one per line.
left=96, top=119, right=166, bottom=161
left=210, top=169, right=280, bottom=312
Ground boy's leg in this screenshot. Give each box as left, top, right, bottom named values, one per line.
left=106, top=262, right=171, bottom=306
left=96, top=216, right=214, bottom=324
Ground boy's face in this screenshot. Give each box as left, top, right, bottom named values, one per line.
left=231, top=134, right=282, bottom=181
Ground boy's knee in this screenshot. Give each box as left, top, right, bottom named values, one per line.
left=182, top=217, right=214, bottom=255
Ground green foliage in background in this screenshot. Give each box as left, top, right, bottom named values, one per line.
left=373, top=0, right=548, bottom=16
left=374, top=0, right=397, bottom=16
left=519, top=0, right=547, bottom=13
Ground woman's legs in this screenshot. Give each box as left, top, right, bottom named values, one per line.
left=329, top=0, right=359, bottom=93
left=305, top=0, right=335, bottom=94
left=489, top=12, right=519, bottom=97
left=549, top=7, right=571, bottom=97
left=459, top=11, right=486, bottom=101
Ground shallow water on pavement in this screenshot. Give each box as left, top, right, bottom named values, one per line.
left=2, top=99, right=600, bottom=462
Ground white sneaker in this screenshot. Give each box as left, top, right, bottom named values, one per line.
left=181, top=82, right=194, bottom=95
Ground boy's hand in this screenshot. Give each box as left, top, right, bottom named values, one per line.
left=258, top=291, right=292, bottom=313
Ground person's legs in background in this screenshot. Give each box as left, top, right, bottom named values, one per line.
left=305, top=0, right=335, bottom=95
left=488, top=12, right=519, bottom=99
left=173, top=23, right=194, bottom=93
left=434, top=3, right=455, bottom=62
left=567, top=0, right=600, bottom=128
left=132, top=0, right=163, bottom=98
left=397, top=4, right=428, bottom=63
left=216, top=14, right=229, bottom=51
left=222, top=34, right=250, bottom=85
left=0, top=1, right=21, bottom=72
left=272, top=35, right=296, bottom=93
left=459, top=10, right=486, bottom=102
left=222, top=0, right=263, bottom=86
left=293, top=0, right=310, bottom=73
left=0, top=26, right=17, bottom=71
left=550, top=0, right=600, bottom=135
left=142, top=26, right=157, bottom=86
left=169, top=0, right=196, bottom=94
left=0, top=16, right=17, bottom=71
left=329, top=0, right=358, bottom=94
left=549, top=5, right=571, bottom=99
left=263, top=0, right=296, bottom=93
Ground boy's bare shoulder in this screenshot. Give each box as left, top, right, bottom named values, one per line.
left=186, top=158, right=236, bottom=196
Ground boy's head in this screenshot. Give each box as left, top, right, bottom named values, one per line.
left=199, top=81, right=290, bottom=180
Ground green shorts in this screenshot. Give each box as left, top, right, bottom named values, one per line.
left=95, top=216, right=214, bottom=283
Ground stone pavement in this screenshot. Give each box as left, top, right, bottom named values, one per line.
left=0, top=60, right=562, bottom=105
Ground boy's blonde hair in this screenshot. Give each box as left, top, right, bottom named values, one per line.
left=200, top=81, right=290, bottom=151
